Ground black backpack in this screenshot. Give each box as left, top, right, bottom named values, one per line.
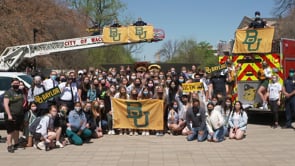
left=29, top=116, right=42, bottom=135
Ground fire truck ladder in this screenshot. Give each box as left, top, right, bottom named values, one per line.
left=0, top=28, right=165, bottom=71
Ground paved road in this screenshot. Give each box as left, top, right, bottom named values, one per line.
left=0, top=122, right=294, bottom=166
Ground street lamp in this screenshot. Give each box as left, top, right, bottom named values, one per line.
left=32, top=28, right=38, bottom=74
left=33, top=28, right=38, bottom=43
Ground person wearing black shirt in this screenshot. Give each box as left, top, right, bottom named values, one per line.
left=110, top=18, right=122, bottom=28
left=133, top=17, right=147, bottom=26
left=186, top=99, right=207, bottom=141
left=244, top=11, right=270, bottom=29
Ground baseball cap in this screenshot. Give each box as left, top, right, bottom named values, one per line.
left=78, top=70, right=83, bottom=74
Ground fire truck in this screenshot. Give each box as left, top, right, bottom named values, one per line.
left=218, top=29, right=295, bottom=111
left=0, top=25, right=165, bottom=71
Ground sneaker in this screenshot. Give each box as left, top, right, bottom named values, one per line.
left=146, top=131, right=150, bottom=136
left=141, top=131, right=146, bottom=136
left=129, top=132, right=133, bottom=136
left=134, top=132, right=138, bottom=136
left=56, top=141, right=64, bottom=148
left=263, top=102, right=268, bottom=110
left=119, top=131, right=123, bottom=135
left=37, top=141, right=46, bottom=150
left=7, top=145, right=14, bottom=153
left=111, top=130, right=115, bottom=135
left=108, top=130, right=112, bottom=135
left=157, top=132, right=164, bottom=136
left=156, top=132, right=159, bottom=136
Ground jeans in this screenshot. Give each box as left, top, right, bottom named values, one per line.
left=223, top=126, right=229, bottom=137
left=66, top=128, right=92, bottom=145
left=187, top=127, right=208, bottom=142
left=207, top=127, right=225, bottom=142
left=285, top=98, right=295, bottom=126
left=101, top=120, right=108, bottom=131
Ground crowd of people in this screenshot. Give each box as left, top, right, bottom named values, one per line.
left=2, top=63, right=253, bottom=153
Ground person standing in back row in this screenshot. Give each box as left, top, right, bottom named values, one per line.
left=282, top=68, right=295, bottom=129
left=58, top=71, right=79, bottom=111
left=43, top=70, right=59, bottom=107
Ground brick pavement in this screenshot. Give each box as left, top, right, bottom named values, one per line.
left=0, top=124, right=294, bottom=166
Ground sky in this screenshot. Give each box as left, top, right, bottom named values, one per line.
left=120, top=0, right=277, bottom=62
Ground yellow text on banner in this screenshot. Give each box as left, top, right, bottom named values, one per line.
left=233, top=27, right=274, bottom=54
left=111, top=98, right=164, bottom=130
left=182, top=82, right=203, bottom=93
left=205, top=63, right=227, bottom=74
left=34, top=87, right=61, bottom=104
left=102, top=27, right=129, bottom=43
left=128, top=25, right=154, bottom=41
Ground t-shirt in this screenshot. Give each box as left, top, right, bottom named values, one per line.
left=268, top=82, right=282, bottom=101
left=249, top=18, right=267, bottom=28
left=4, top=89, right=24, bottom=116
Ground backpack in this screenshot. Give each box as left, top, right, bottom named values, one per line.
left=29, top=116, right=42, bottom=135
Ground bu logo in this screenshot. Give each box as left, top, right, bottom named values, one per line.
left=135, top=27, right=147, bottom=39
left=126, top=101, right=149, bottom=127
left=109, top=28, right=121, bottom=41
left=243, top=30, right=262, bottom=51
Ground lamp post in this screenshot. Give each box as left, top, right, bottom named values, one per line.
left=32, top=28, right=38, bottom=74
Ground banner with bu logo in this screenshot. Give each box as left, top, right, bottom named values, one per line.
left=233, top=27, right=274, bottom=54
left=111, top=98, right=164, bottom=130
left=102, top=27, right=128, bottom=43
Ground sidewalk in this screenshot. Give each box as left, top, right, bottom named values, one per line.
left=0, top=124, right=294, bottom=166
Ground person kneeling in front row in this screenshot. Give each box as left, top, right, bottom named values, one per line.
left=228, top=101, right=248, bottom=140
left=185, top=98, right=208, bottom=142
left=66, top=102, right=92, bottom=145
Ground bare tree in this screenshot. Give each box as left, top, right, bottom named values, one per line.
left=273, top=0, right=295, bottom=16
left=155, top=40, right=179, bottom=61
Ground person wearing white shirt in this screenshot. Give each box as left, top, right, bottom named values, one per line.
left=257, top=61, right=272, bottom=110
left=267, top=75, right=282, bottom=128
left=58, top=72, right=79, bottom=111
left=206, top=104, right=225, bottom=142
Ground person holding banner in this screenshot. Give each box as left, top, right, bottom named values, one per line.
left=138, top=87, right=153, bottom=136
left=153, top=86, right=167, bottom=136
left=186, top=98, right=207, bottom=142
left=43, top=71, right=59, bottom=107
left=27, top=75, right=49, bottom=116
left=167, top=100, right=186, bottom=135
left=110, top=18, right=122, bottom=27
left=133, top=17, right=147, bottom=26
left=114, top=86, right=130, bottom=135
left=245, top=11, right=269, bottom=29
left=105, top=84, right=117, bottom=135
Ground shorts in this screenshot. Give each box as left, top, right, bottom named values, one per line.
left=5, top=115, right=24, bottom=134
left=260, top=79, right=269, bottom=89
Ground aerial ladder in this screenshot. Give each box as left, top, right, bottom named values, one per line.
left=0, top=26, right=165, bottom=71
